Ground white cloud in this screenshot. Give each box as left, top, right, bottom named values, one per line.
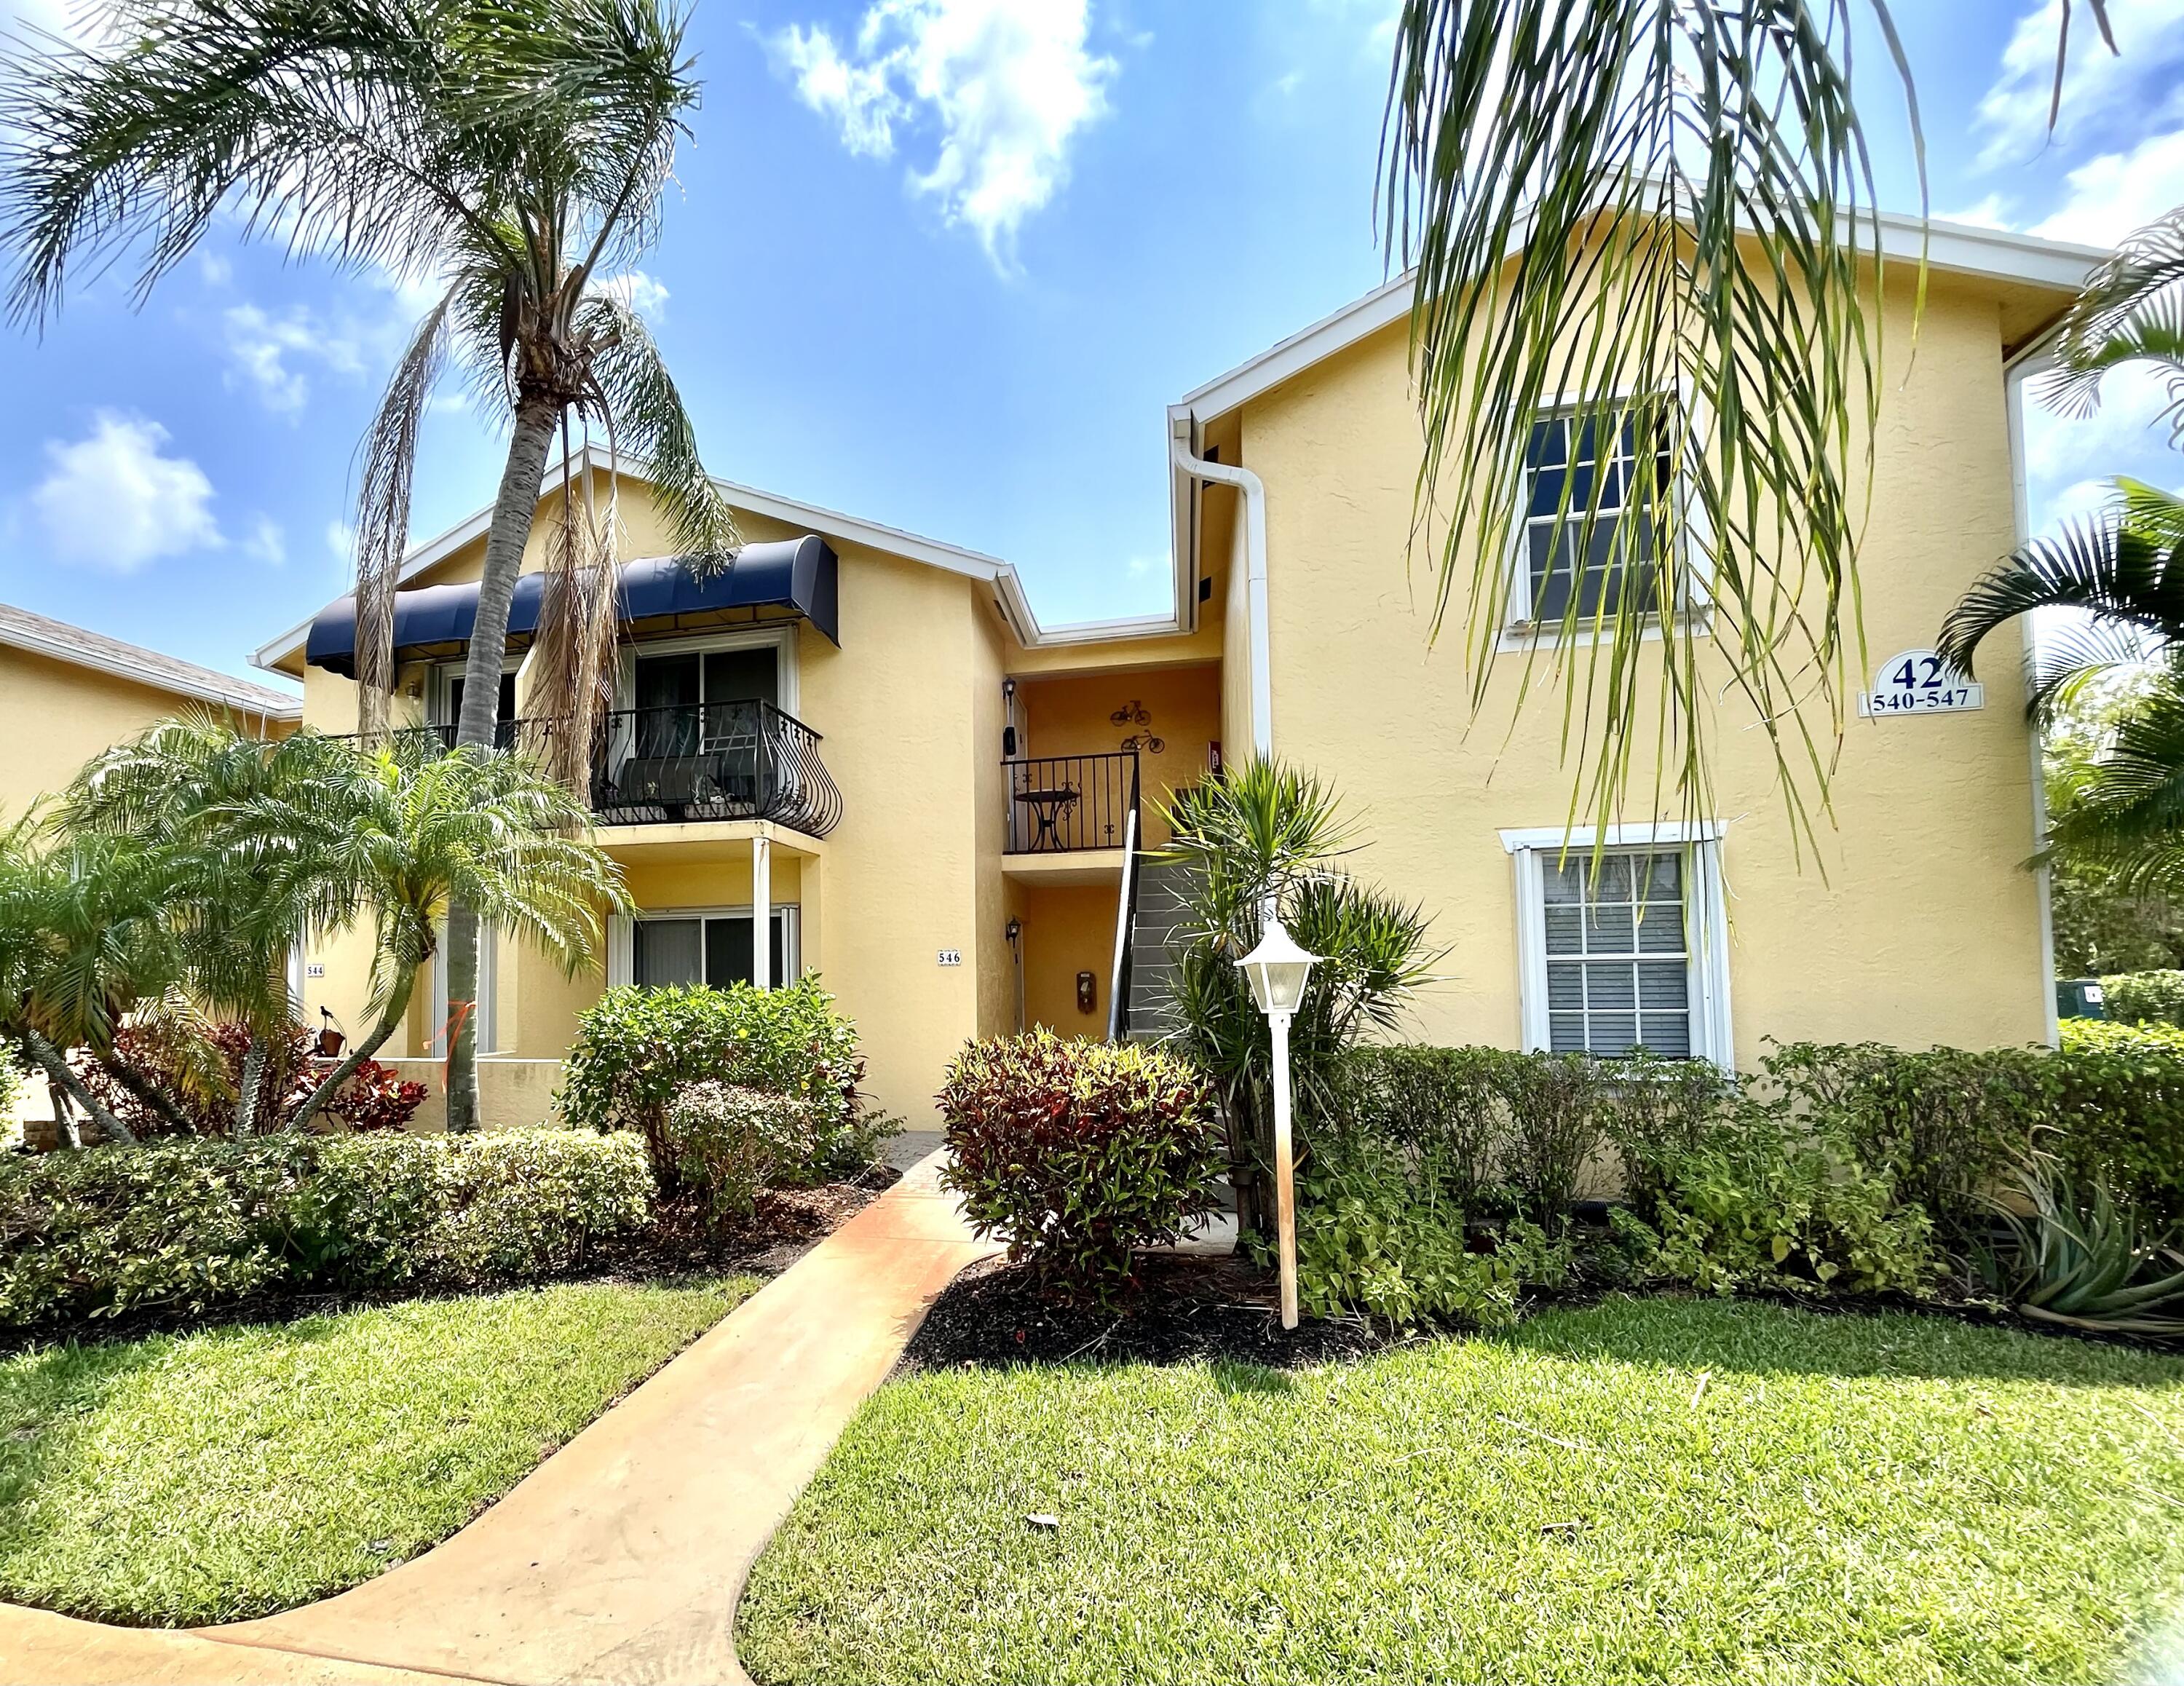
left=222, top=303, right=366, bottom=416
left=2023, top=362, right=2184, bottom=531
left=2031, top=126, right=2184, bottom=245
left=197, top=253, right=232, bottom=288
left=772, top=21, right=907, bottom=157
left=597, top=269, right=670, bottom=322
left=767, top=0, right=1115, bottom=265
left=325, top=520, right=357, bottom=568
left=31, top=413, right=221, bottom=574
left=1977, top=0, right=2184, bottom=169
left=1939, top=194, right=2017, bottom=231
left=240, top=514, right=285, bottom=565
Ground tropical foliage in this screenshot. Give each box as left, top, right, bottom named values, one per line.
left=1, top=0, right=735, bottom=1128
left=1940, top=202, right=2184, bottom=900
left=1156, top=759, right=1436, bottom=1242
left=1984, top=1154, right=2184, bottom=1337
left=1377, top=0, right=1931, bottom=844
left=939, top=1029, right=1225, bottom=1307
left=6, top=722, right=623, bottom=1138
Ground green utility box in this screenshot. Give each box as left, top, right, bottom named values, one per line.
left=2056, top=978, right=2109, bottom=1021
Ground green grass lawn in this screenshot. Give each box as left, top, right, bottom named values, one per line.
left=737, top=1297, right=2184, bottom=1685
left=0, top=1275, right=759, bottom=1626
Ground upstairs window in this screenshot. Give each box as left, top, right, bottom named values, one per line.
left=1516, top=403, right=1678, bottom=625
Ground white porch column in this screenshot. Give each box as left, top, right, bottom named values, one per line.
left=752, top=832, right=772, bottom=991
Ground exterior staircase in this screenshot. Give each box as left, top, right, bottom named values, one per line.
left=1120, top=856, right=1193, bottom=1045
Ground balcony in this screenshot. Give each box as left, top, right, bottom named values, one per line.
left=587, top=702, right=839, bottom=835
left=1005, top=751, right=1139, bottom=854
left=344, top=702, right=842, bottom=836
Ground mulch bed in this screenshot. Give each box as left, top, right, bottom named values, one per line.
left=0, top=1160, right=901, bottom=1356
left=901, top=1252, right=1410, bottom=1373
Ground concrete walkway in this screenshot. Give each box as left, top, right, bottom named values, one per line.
left=0, top=1149, right=995, bottom=1686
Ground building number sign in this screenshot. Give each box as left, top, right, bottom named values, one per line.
left=1858, top=649, right=1983, bottom=718
left=936, top=949, right=963, bottom=967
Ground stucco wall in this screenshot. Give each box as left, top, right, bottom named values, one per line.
left=1235, top=272, right=2046, bottom=1061
left=1017, top=662, right=1220, bottom=847
left=0, top=644, right=292, bottom=824
left=1016, top=882, right=1122, bottom=1035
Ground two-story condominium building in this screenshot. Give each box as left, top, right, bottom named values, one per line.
left=253, top=213, right=2104, bottom=1128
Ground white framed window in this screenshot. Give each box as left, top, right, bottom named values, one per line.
left=608, top=905, right=802, bottom=991
left=1503, top=823, right=1733, bottom=1065
left=1513, top=400, right=1677, bottom=625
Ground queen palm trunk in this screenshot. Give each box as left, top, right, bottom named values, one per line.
left=443, top=401, right=560, bottom=1133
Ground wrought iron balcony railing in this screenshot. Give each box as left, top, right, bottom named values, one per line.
left=586, top=701, right=841, bottom=835
left=1004, top=751, right=1139, bottom=853
left=335, top=702, right=841, bottom=836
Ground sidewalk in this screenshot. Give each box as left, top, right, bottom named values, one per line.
left=0, top=1148, right=993, bottom=1686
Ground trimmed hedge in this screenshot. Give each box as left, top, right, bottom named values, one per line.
left=0, top=1128, right=654, bottom=1329
left=556, top=980, right=887, bottom=1176
left=663, top=1081, right=820, bottom=1226
left=2098, top=970, right=2184, bottom=1027
left=1330, top=1023, right=2184, bottom=1240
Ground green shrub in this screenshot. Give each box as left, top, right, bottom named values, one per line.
left=1291, top=1133, right=1571, bottom=1328
left=0, top=1128, right=654, bottom=1327
left=2098, top=969, right=2184, bottom=1026
left=939, top=1029, right=1224, bottom=1305
left=557, top=980, right=889, bottom=1176
left=1756, top=1040, right=2043, bottom=1238
left=1612, top=1122, right=1938, bottom=1297
left=1324, top=1045, right=1509, bottom=1208
left=1328, top=1044, right=1729, bottom=1220
left=664, top=1081, right=820, bottom=1225
left=2051, top=1018, right=2184, bottom=1231
left=0, top=1137, right=305, bottom=1325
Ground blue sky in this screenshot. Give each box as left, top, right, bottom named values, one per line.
left=1, top=0, right=2182, bottom=692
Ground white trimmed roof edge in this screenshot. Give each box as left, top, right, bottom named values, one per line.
left=253, top=446, right=1184, bottom=673
left=1, top=601, right=301, bottom=717
left=1174, top=209, right=2112, bottom=424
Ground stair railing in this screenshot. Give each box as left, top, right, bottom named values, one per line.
left=1106, top=756, right=1143, bottom=1042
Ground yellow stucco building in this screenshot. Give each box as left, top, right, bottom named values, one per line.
left=0, top=601, right=300, bottom=823
left=245, top=212, right=2101, bottom=1125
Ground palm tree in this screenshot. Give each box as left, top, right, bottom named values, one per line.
left=2, top=0, right=737, bottom=1128
left=1158, top=760, right=1438, bottom=1242
left=1939, top=199, right=2184, bottom=890
left=0, top=815, right=188, bottom=1145
left=211, top=732, right=630, bottom=1126
left=65, top=715, right=340, bottom=1132
left=1377, top=1, right=2102, bottom=842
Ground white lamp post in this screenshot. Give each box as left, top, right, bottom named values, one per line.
left=1237, top=912, right=1319, bottom=1329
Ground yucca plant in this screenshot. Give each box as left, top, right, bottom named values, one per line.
left=1984, top=1155, right=2184, bottom=1338
left=1158, top=759, right=1439, bottom=1243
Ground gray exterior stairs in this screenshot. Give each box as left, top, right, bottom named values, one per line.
left=1122, top=856, right=1193, bottom=1045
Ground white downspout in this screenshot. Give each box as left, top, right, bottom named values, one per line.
left=1170, top=438, right=1273, bottom=757
left=2003, top=344, right=2060, bottom=1048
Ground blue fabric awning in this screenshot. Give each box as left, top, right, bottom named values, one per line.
left=304, top=537, right=840, bottom=676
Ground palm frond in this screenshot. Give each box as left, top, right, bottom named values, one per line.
left=1939, top=499, right=2184, bottom=699
left=1380, top=0, right=1921, bottom=847
left=352, top=280, right=457, bottom=740
left=575, top=290, right=737, bottom=566
left=2047, top=203, right=2184, bottom=416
